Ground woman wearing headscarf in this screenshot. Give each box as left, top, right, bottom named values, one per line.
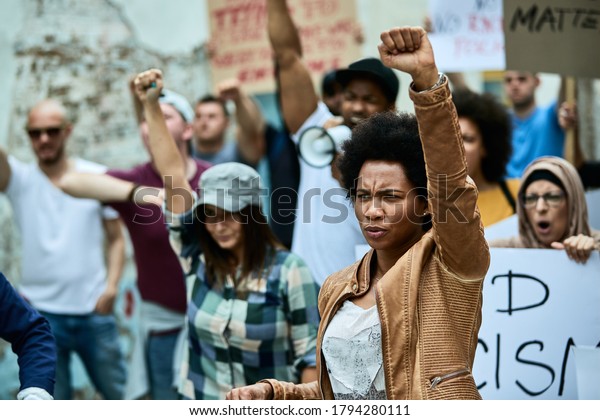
left=490, top=156, right=600, bottom=263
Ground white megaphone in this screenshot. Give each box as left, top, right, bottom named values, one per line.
left=297, top=125, right=352, bottom=168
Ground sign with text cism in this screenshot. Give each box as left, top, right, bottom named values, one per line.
left=428, top=0, right=505, bottom=72
left=207, top=0, right=361, bottom=94
left=473, top=248, right=600, bottom=399
left=504, top=0, right=600, bottom=77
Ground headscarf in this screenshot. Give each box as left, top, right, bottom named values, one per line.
left=516, top=156, right=591, bottom=248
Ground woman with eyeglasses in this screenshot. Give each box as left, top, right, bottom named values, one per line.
left=489, top=156, right=600, bottom=263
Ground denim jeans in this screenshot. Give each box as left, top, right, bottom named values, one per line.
left=146, top=331, right=180, bottom=400
left=41, top=311, right=126, bottom=400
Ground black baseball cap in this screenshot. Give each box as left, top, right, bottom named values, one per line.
left=335, top=58, right=399, bottom=104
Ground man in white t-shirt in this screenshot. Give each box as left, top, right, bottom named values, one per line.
left=266, top=0, right=400, bottom=285
left=0, top=99, right=127, bottom=399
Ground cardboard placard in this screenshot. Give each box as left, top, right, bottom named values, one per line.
left=428, top=0, right=505, bottom=72
left=206, top=0, right=361, bottom=94
left=504, top=0, right=600, bottom=77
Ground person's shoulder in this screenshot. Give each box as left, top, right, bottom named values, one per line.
left=539, top=100, right=559, bottom=117
left=0, top=272, right=9, bottom=289
left=7, top=154, right=32, bottom=171
left=74, top=157, right=110, bottom=174
left=321, top=260, right=361, bottom=294
left=293, top=102, right=333, bottom=137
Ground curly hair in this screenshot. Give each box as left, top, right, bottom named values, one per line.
left=336, top=111, right=431, bottom=230
left=452, top=89, right=512, bottom=182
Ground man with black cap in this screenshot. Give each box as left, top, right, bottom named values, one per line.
left=267, top=0, right=399, bottom=286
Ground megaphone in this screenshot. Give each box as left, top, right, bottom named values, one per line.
left=297, top=125, right=352, bottom=168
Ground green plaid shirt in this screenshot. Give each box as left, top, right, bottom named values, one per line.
left=168, top=208, right=320, bottom=400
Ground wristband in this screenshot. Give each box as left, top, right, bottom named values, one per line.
left=127, top=183, right=140, bottom=202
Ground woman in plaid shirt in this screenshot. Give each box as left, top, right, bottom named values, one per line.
left=132, top=69, right=320, bottom=400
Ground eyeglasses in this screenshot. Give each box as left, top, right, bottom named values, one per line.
left=522, top=192, right=565, bottom=208
left=26, top=126, right=64, bottom=140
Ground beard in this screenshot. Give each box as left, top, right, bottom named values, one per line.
left=511, top=94, right=535, bottom=113
left=37, top=144, right=65, bottom=166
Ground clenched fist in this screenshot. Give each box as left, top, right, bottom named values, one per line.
left=134, top=68, right=164, bottom=105
left=378, top=26, right=438, bottom=91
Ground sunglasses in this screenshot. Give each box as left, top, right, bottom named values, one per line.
left=26, top=126, right=64, bottom=140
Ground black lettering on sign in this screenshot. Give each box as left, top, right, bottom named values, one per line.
left=558, top=338, right=600, bottom=397
left=491, top=271, right=549, bottom=315
left=515, top=340, right=555, bottom=396
left=510, top=5, right=600, bottom=32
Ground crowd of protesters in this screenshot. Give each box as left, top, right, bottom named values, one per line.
left=1, top=0, right=598, bottom=401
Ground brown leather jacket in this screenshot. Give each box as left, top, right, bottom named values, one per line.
left=261, top=80, right=490, bottom=400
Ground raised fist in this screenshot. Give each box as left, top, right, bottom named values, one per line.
left=378, top=26, right=438, bottom=91
left=134, top=68, right=164, bottom=104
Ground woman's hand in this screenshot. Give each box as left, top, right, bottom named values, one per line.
left=378, top=26, right=438, bottom=91
left=226, top=383, right=273, bottom=400
left=551, top=234, right=597, bottom=263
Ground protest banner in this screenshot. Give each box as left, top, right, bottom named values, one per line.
left=428, top=0, right=505, bottom=72
left=504, top=0, right=600, bottom=78
left=206, top=0, right=361, bottom=94
left=473, top=248, right=600, bottom=399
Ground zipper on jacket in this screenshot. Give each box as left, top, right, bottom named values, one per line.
left=429, top=368, right=470, bottom=389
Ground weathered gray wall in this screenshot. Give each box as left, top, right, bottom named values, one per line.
left=0, top=0, right=213, bottom=399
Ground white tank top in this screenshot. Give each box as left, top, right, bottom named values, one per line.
left=322, top=299, right=387, bottom=399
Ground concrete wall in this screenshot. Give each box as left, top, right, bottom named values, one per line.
left=0, top=0, right=214, bottom=399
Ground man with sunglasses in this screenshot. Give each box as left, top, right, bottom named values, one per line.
left=0, top=99, right=127, bottom=399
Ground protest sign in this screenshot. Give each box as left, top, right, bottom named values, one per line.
left=428, top=0, right=505, bottom=72
left=206, top=0, right=361, bottom=94
left=473, top=249, right=600, bottom=399
left=504, top=0, right=600, bottom=77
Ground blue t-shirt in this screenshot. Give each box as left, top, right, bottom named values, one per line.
left=506, top=101, right=564, bottom=178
